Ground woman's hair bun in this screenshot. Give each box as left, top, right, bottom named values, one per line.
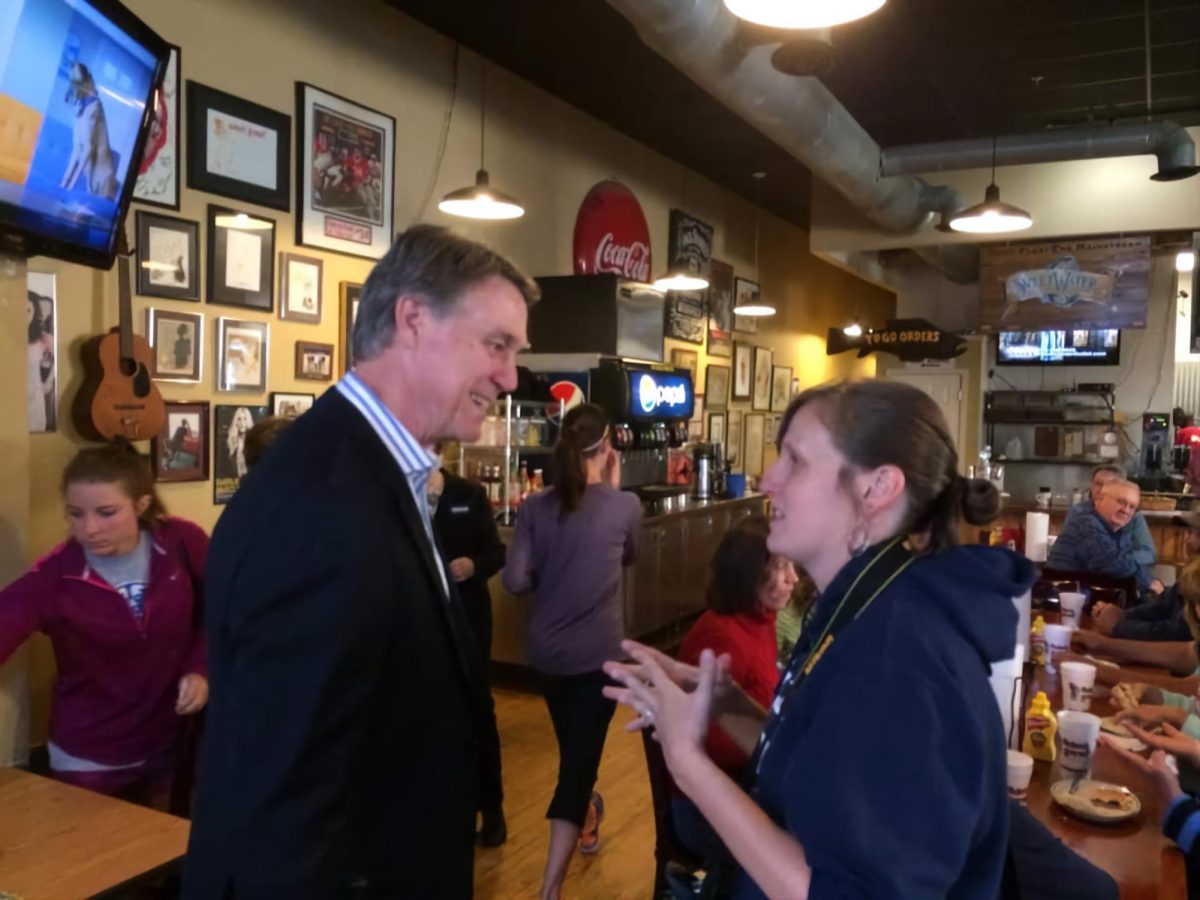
left=960, top=477, right=1000, bottom=526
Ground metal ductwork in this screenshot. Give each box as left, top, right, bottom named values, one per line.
left=607, top=0, right=954, bottom=233
left=882, top=122, right=1200, bottom=182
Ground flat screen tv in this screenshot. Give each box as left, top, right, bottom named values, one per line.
left=0, top=0, right=168, bottom=268
left=996, top=329, right=1121, bottom=366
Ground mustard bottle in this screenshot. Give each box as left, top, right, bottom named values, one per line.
left=1030, top=615, right=1047, bottom=668
left=1022, top=691, right=1057, bottom=761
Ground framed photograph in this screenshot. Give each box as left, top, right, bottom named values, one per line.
left=665, top=291, right=705, bottom=345
left=279, top=252, right=323, bottom=323
left=217, top=317, right=269, bottom=393
left=297, top=82, right=396, bottom=259
left=295, top=340, right=335, bottom=382
left=271, top=392, right=315, bottom=418
left=752, top=346, right=773, bottom=411
left=707, top=259, right=734, bottom=358
left=732, top=342, right=753, bottom=400
left=690, top=396, right=704, bottom=441
left=153, top=401, right=209, bottom=482
left=670, top=348, right=699, bottom=385
left=765, top=414, right=781, bottom=445
left=187, top=81, right=291, bottom=211
left=668, top=208, right=714, bottom=281
left=341, top=282, right=363, bottom=372
left=727, top=410, right=743, bottom=471
left=704, top=364, right=729, bottom=411
left=147, top=308, right=203, bottom=383
left=708, top=412, right=726, bottom=448
left=207, top=205, right=275, bottom=311
left=136, top=211, right=199, bottom=300
left=744, top=413, right=766, bottom=477
left=133, top=46, right=181, bottom=210
left=27, top=271, right=57, bottom=433
left=734, top=278, right=760, bottom=334
left=771, top=365, right=793, bottom=413
left=214, top=404, right=270, bottom=504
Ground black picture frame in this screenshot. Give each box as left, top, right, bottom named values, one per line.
left=752, top=346, right=774, bottom=411
left=295, top=340, right=335, bottom=382
left=278, top=252, right=323, bottom=323
left=153, top=401, right=210, bottom=483
left=147, top=307, right=203, bottom=383
left=207, top=205, right=275, bottom=311
left=341, top=282, right=363, bottom=372
left=271, top=392, right=315, bottom=418
left=213, top=404, right=270, bottom=504
left=732, top=342, right=753, bottom=400
left=187, top=81, right=291, bottom=211
left=133, top=45, right=182, bottom=210
left=136, top=211, right=199, bottom=300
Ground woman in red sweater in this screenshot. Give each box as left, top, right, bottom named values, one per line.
left=674, top=514, right=798, bottom=854
left=0, top=443, right=208, bottom=805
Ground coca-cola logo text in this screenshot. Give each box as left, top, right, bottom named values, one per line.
left=573, top=180, right=653, bottom=281
left=595, top=232, right=651, bottom=282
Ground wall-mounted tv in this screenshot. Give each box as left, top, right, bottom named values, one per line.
left=0, top=0, right=169, bottom=268
left=996, top=329, right=1121, bottom=366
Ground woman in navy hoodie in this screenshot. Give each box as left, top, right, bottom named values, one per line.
left=606, top=380, right=1035, bottom=899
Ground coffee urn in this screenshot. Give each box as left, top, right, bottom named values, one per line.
left=693, top=443, right=716, bottom=500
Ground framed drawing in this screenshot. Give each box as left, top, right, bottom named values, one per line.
left=752, top=346, right=773, bottom=411
left=771, top=365, right=793, bottom=413
left=297, top=82, right=396, bottom=259
left=708, top=412, right=726, bottom=448
left=665, top=291, right=705, bottom=344
left=341, top=282, right=363, bottom=372
left=765, top=414, right=781, bottom=445
left=727, top=410, right=743, bottom=472
left=744, top=413, right=766, bottom=477
left=216, top=317, right=269, bottom=393
left=734, top=278, right=760, bottom=334
left=707, top=259, right=734, bottom=357
left=153, top=401, right=209, bottom=482
left=147, top=308, right=203, bottom=383
left=279, top=252, right=323, bottom=323
left=670, top=348, right=699, bottom=385
left=295, top=340, right=335, bottom=381
left=133, top=46, right=181, bottom=210
left=732, top=342, right=753, bottom=400
left=704, top=364, right=729, bottom=411
left=207, top=205, right=275, bottom=311
left=187, top=81, right=290, bottom=211
left=27, top=271, right=57, bottom=433
left=214, top=404, right=270, bottom=504
left=271, top=392, right=315, bottom=418
left=690, top=396, right=704, bottom=441
left=136, top=211, right=199, bottom=300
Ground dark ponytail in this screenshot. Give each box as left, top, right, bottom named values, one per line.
left=61, top=440, right=167, bottom=524
left=551, top=403, right=610, bottom=516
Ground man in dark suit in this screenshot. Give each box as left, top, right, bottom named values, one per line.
left=429, top=464, right=508, bottom=845
left=182, top=225, right=537, bottom=900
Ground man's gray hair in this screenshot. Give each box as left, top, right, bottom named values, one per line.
left=1099, top=477, right=1140, bottom=496
left=352, top=224, right=540, bottom=363
left=1090, top=463, right=1125, bottom=480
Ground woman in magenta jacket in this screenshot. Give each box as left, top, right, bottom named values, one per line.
left=0, top=443, right=208, bottom=804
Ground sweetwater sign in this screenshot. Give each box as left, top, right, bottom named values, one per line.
left=979, top=236, right=1151, bottom=332
left=573, top=180, right=652, bottom=282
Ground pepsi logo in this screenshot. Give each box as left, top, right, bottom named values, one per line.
left=638, top=373, right=686, bottom=414
left=549, top=381, right=585, bottom=422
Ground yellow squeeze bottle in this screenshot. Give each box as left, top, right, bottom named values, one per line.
left=1022, top=691, right=1057, bottom=761
left=1030, top=615, right=1047, bottom=668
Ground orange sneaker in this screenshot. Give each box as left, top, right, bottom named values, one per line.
left=579, top=791, right=604, bottom=855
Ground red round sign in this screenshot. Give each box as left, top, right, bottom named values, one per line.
left=573, top=180, right=652, bottom=282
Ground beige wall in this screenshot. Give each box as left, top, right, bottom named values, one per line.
left=6, top=0, right=893, bottom=746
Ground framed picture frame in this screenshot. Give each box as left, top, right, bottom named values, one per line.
left=771, top=365, right=793, bottom=413
left=27, top=271, right=57, bottom=433
left=732, top=342, right=753, bottom=400
left=271, top=391, right=315, bottom=418
left=214, top=404, right=270, bottom=504
left=341, top=282, right=363, bottom=372
left=707, top=259, right=734, bottom=358
left=217, top=317, right=269, bottom=393
left=133, top=46, right=181, bottom=210
left=727, top=409, right=743, bottom=471
left=136, top=211, right=199, bottom=300
left=296, top=82, right=396, bottom=259
left=207, top=205, right=275, bottom=311
left=744, top=413, right=766, bottom=477
left=704, top=364, right=729, bottom=411
left=690, top=396, right=704, bottom=441
left=295, top=340, right=335, bottom=382
left=186, top=81, right=291, bottom=211
left=708, top=412, right=726, bottom=448
left=279, top=252, right=323, bottom=323
left=664, top=291, right=706, bottom=345
left=670, top=348, right=699, bottom=385
left=147, top=307, right=203, bottom=383
left=153, top=401, right=209, bottom=482
left=752, top=346, right=773, bottom=411
left=734, top=278, right=761, bottom=334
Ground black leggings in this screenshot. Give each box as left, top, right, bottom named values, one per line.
left=541, top=670, right=617, bottom=828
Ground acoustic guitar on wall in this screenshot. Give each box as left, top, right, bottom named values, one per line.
left=74, top=233, right=167, bottom=441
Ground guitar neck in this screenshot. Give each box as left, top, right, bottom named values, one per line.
left=118, top=252, right=133, bottom=362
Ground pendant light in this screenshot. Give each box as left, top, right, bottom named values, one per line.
left=653, top=172, right=710, bottom=291
left=439, top=59, right=524, bottom=221
left=948, top=137, right=1033, bottom=235
left=842, top=320, right=863, bottom=337
left=733, top=173, right=776, bottom=317
left=724, top=0, right=886, bottom=30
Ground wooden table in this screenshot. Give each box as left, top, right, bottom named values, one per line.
left=0, top=767, right=190, bottom=899
left=1023, top=663, right=1188, bottom=900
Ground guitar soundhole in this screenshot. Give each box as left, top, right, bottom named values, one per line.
left=133, top=364, right=152, bottom=398
left=120, top=358, right=137, bottom=377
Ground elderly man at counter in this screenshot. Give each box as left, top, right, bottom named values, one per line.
left=1062, top=464, right=1156, bottom=568
left=1048, top=478, right=1158, bottom=591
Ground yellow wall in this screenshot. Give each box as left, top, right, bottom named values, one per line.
left=9, top=0, right=893, bottom=746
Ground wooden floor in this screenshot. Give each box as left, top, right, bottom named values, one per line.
left=473, top=688, right=657, bottom=900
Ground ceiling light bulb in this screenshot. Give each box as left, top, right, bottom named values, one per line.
left=214, top=213, right=272, bottom=230
left=843, top=322, right=863, bottom=337
left=1178, top=251, right=1197, bottom=273
left=733, top=303, right=776, bottom=317
left=439, top=170, right=525, bottom=221
left=948, top=184, right=1033, bottom=235
left=724, top=0, right=886, bottom=29
left=653, top=271, right=710, bottom=292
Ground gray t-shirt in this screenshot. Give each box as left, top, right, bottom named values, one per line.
left=85, top=530, right=152, bottom=619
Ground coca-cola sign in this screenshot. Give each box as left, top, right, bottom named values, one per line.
left=573, top=180, right=652, bottom=282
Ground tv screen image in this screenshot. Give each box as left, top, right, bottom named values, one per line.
left=0, top=0, right=166, bottom=267
left=996, top=329, right=1121, bottom=366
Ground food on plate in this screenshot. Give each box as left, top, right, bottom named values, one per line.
left=1090, top=787, right=1135, bottom=811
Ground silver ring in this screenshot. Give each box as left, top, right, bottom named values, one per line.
left=642, top=709, right=655, bottom=724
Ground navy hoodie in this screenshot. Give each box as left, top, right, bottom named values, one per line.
left=733, top=544, right=1035, bottom=900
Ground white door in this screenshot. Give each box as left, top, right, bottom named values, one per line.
left=886, top=370, right=966, bottom=459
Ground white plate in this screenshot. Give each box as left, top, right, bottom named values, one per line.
left=1051, top=778, right=1141, bottom=824
left=1101, top=733, right=1147, bottom=753
left=1100, top=716, right=1132, bottom=736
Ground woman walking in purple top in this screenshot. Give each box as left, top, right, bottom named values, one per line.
left=503, top=403, right=641, bottom=900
